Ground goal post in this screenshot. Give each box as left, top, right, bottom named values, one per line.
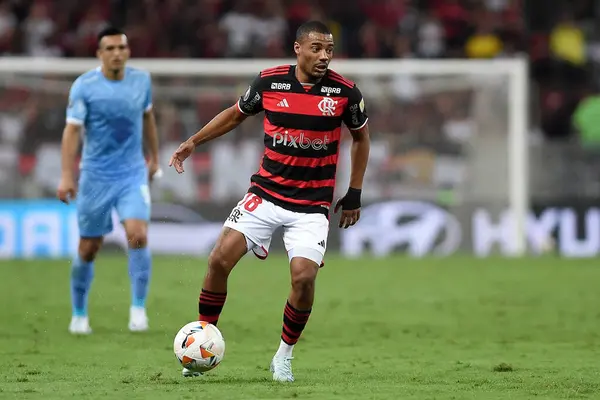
left=0, top=57, right=529, bottom=256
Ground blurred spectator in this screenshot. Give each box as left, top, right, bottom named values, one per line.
left=22, top=1, right=60, bottom=57
left=361, top=0, right=406, bottom=30
left=485, top=0, right=511, bottom=12
left=253, top=0, right=287, bottom=57
left=464, top=9, right=503, bottom=59
left=219, top=0, right=260, bottom=57
left=539, top=89, right=579, bottom=140
left=0, top=2, right=16, bottom=54
left=416, top=10, right=444, bottom=58
left=73, top=4, right=109, bottom=56
left=549, top=12, right=586, bottom=66
left=359, top=21, right=382, bottom=58
left=432, top=0, right=470, bottom=55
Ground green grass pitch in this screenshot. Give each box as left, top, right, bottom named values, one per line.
left=1, top=254, right=600, bottom=399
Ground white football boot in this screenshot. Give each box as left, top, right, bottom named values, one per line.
left=128, top=306, right=149, bottom=332
left=68, top=316, right=92, bottom=335
left=182, top=368, right=202, bottom=378
left=270, top=355, right=295, bottom=382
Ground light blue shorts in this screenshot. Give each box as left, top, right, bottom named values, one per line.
left=76, top=169, right=150, bottom=238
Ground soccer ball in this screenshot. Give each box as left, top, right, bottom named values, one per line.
left=173, top=321, right=225, bottom=373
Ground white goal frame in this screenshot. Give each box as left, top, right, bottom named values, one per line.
left=0, top=57, right=529, bottom=256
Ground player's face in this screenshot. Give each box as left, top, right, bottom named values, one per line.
left=295, top=32, right=334, bottom=80
left=97, top=34, right=130, bottom=71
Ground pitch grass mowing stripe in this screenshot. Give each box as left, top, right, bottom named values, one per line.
left=0, top=255, right=599, bottom=399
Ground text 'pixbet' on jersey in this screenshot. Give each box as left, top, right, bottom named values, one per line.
left=272, top=131, right=329, bottom=151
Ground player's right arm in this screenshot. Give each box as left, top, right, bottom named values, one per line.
left=169, top=74, right=265, bottom=173
left=190, top=103, right=248, bottom=147
left=57, top=79, right=86, bottom=204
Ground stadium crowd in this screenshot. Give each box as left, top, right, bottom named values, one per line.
left=0, top=0, right=534, bottom=59
left=0, top=0, right=592, bottom=61
left=0, top=0, right=524, bottom=58
left=0, top=0, right=598, bottom=201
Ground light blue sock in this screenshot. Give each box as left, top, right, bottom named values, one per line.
left=128, top=247, right=152, bottom=308
left=70, top=256, right=94, bottom=317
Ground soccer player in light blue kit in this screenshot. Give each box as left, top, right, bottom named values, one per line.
left=57, top=27, right=160, bottom=335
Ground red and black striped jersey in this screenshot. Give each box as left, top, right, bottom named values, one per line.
left=237, top=64, right=368, bottom=215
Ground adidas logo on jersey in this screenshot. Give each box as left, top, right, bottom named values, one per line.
left=277, top=99, right=290, bottom=108
left=318, top=240, right=325, bottom=248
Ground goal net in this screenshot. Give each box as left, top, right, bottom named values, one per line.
left=0, top=58, right=528, bottom=257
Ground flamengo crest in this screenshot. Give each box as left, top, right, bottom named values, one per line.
left=318, top=97, right=338, bottom=116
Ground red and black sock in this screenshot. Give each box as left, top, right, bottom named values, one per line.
left=198, top=289, right=227, bottom=325
left=281, top=301, right=311, bottom=345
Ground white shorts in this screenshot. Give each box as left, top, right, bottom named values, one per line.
left=223, top=193, right=329, bottom=266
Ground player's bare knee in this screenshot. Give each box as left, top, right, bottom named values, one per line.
left=207, top=228, right=246, bottom=276
left=127, top=231, right=147, bottom=249
left=291, top=272, right=317, bottom=293
left=207, top=248, right=237, bottom=277
left=78, top=239, right=102, bottom=262
left=123, top=220, right=148, bottom=249
left=79, top=250, right=98, bottom=263
left=290, top=259, right=319, bottom=292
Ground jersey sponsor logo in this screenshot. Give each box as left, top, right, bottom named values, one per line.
left=318, top=97, right=338, bottom=116
left=321, top=86, right=341, bottom=95
left=271, top=82, right=291, bottom=91
left=272, top=131, right=329, bottom=151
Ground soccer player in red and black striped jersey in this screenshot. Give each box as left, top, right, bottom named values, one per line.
left=169, top=21, right=370, bottom=382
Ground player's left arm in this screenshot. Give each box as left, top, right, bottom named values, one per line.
left=143, top=74, right=160, bottom=178
left=335, top=85, right=370, bottom=229
left=347, top=123, right=370, bottom=193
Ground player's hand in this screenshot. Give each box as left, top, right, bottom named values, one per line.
left=334, top=188, right=362, bottom=229
left=57, top=176, right=77, bottom=204
left=169, top=140, right=195, bottom=174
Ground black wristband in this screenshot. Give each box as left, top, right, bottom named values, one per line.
left=343, top=187, right=362, bottom=210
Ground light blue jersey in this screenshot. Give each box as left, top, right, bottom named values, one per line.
left=66, top=66, right=152, bottom=178
left=66, top=66, right=153, bottom=237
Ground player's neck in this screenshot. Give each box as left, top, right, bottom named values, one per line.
left=101, top=66, right=125, bottom=81
left=295, top=67, right=321, bottom=85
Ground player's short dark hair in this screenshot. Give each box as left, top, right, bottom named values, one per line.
left=295, top=21, right=332, bottom=42
left=97, top=26, right=125, bottom=45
